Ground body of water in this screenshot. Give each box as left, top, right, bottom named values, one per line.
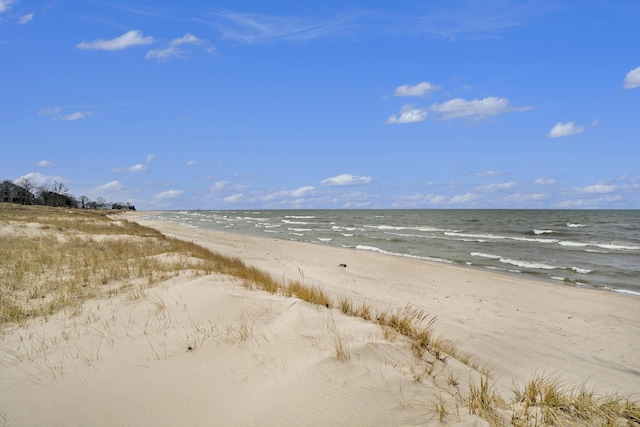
left=144, top=210, right=640, bottom=296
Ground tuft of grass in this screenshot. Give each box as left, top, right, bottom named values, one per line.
left=286, top=280, right=331, bottom=308
left=511, top=374, right=640, bottom=426
left=468, top=375, right=507, bottom=426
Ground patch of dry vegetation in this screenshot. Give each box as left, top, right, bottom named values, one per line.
left=2, top=204, right=638, bottom=426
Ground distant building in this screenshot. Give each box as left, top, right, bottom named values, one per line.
left=0, top=181, right=34, bottom=205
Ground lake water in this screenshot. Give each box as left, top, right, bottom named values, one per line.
left=144, top=209, right=640, bottom=297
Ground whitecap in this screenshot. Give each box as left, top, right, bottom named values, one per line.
left=571, top=267, right=593, bottom=274
left=471, top=252, right=559, bottom=270
left=597, top=243, right=640, bottom=251
left=613, top=289, right=640, bottom=297
left=318, top=238, right=332, bottom=242
left=500, top=258, right=559, bottom=270
left=534, top=229, right=554, bottom=235
left=567, top=223, right=586, bottom=228
left=559, top=241, right=587, bottom=247
left=471, top=252, right=501, bottom=260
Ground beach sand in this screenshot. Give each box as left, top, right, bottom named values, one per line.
left=1, top=212, right=638, bottom=426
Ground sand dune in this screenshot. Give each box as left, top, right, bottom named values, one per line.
left=1, top=212, right=638, bottom=426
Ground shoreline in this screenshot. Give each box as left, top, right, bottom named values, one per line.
left=127, top=212, right=640, bottom=396
left=139, top=209, right=640, bottom=298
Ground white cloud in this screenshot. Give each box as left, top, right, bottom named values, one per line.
left=18, top=12, right=34, bottom=24
left=386, top=105, right=428, bottom=124
left=186, top=160, right=198, bottom=166
left=61, top=111, right=93, bottom=121
left=111, top=164, right=148, bottom=173
left=37, top=160, right=54, bottom=167
left=475, top=170, right=503, bottom=177
left=449, top=193, right=480, bottom=204
left=76, top=30, right=154, bottom=51
left=212, top=181, right=228, bottom=190
left=476, top=181, right=517, bottom=192
left=502, top=193, right=547, bottom=202
left=321, top=173, right=372, bottom=186
left=393, top=82, right=440, bottom=97
left=263, top=186, right=316, bottom=201
left=623, top=66, right=640, bottom=89
left=146, top=33, right=214, bottom=61
left=17, top=172, right=66, bottom=187
left=154, top=189, right=184, bottom=200
left=146, top=154, right=155, bottom=163
left=91, top=181, right=123, bottom=193
left=534, top=178, right=555, bottom=185
left=575, top=184, right=617, bottom=194
left=430, top=97, right=531, bottom=120
left=0, top=0, right=15, bottom=13
left=224, top=193, right=244, bottom=203
left=548, top=121, right=585, bottom=138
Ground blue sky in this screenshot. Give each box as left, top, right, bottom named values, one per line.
left=2, top=0, right=639, bottom=209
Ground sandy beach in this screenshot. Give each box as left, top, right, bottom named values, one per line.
left=1, top=211, right=638, bottom=426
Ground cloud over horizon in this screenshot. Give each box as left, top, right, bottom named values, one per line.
left=321, top=174, right=373, bottom=186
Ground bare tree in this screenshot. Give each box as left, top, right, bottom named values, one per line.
left=36, top=184, right=52, bottom=206
left=52, top=181, right=69, bottom=196
left=15, top=177, right=36, bottom=204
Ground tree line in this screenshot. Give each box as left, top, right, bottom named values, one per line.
left=1, top=177, right=135, bottom=210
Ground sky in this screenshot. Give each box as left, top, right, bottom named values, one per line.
left=1, top=0, right=639, bottom=210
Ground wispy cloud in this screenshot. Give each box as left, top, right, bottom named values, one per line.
left=0, top=0, right=15, bottom=14
left=154, top=189, right=184, bottom=199
left=386, top=105, right=428, bottom=124
left=321, top=174, right=372, bottom=186
left=409, top=0, right=554, bottom=41
left=623, top=65, right=640, bottom=89
left=146, top=33, right=214, bottom=61
left=430, top=97, right=532, bottom=120
left=475, top=170, right=504, bottom=177
left=61, top=111, right=94, bottom=121
left=575, top=183, right=617, bottom=194
left=208, top=10, right=359, bottom=44
left=393, top=82, right=440, bottom=97
left=37, top=160, right=54, bottom=168
left=39, top=107, right=94, bottom=121
left=76, top=30, right=154, bottom=51
left=548, top=121, right=585, bottom=138
left=534, top=178, right=555, bottom=185
left=476, top=180, right=518, bottom=192
left=111, top=164, right=147, bottom=173
left=18, top=12, right=34, bottom=24
left=91, top=181, right=124, bottom=193
left=263, top=186, right=316, bottom=201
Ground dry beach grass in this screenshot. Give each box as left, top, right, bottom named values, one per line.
left=1, top=204, right=638, bottom=426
